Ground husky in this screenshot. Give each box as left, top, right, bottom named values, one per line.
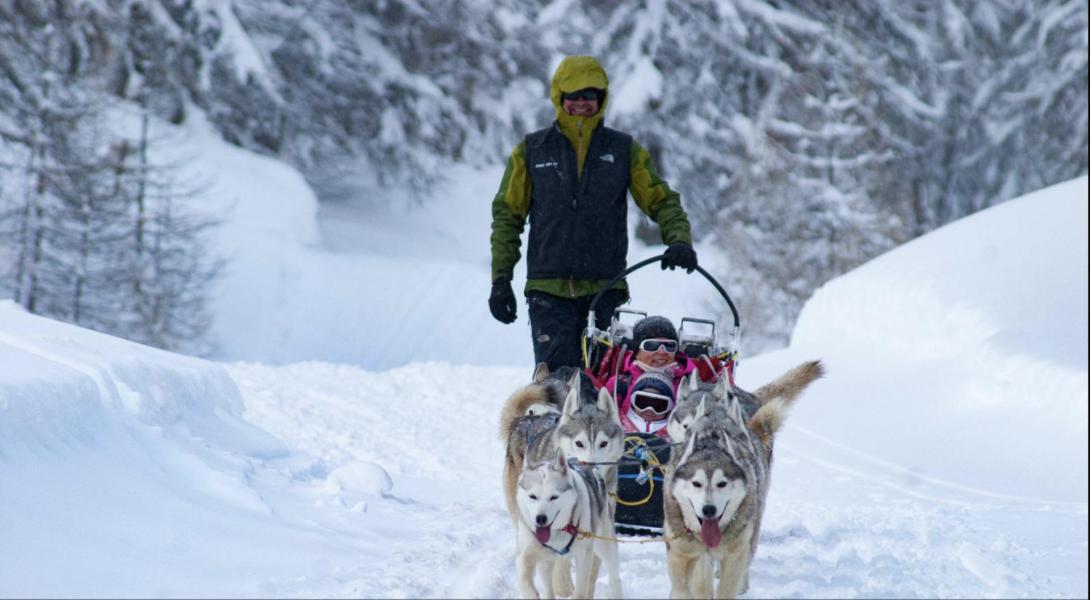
left=515, top=451, right=623, bottom=599
left=667, top=373, right=762, bottom=443
left=663, top=360, right=824, bottom=599
left=500, top=365, right=626, bottom=598
left=500, top=366, right=625, bottom=525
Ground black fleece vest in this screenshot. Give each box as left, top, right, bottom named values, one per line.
left=524, top=123, right=632, bottom=280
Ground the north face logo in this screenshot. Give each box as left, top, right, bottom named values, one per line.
left=599, top=153, right=615, bottom=163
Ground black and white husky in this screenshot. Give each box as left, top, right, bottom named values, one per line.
left=663, top=360, right=824, bottom=599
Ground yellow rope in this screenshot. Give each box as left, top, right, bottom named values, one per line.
left=574, top=529, right=680, bottom=544
left=611, top=435, right=667, bottom=507
left=610, top=486, right=655, bottom=507
left=581, top=333, right=613, bottom=369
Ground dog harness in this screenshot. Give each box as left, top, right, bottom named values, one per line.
left=540, top=518, right=582, bottom=556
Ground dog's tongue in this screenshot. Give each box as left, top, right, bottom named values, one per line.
left=700, top=518, right=722, bottom=548
left=535, top=526, right=551, bottom=544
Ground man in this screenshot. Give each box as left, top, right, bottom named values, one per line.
left=489, top=55, right=698, bottom=371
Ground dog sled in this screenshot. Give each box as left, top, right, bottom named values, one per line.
left=580, top=255, right=743, bottom=537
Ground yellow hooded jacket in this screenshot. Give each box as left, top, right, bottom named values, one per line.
left=490, top=55, right=693, bottom=298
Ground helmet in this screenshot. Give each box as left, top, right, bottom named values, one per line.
left=632, top=316, right=678, bottom=346
left=629, top=370, right=676, bottom=415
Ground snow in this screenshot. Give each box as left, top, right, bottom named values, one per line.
left=789, top=178, right=1088, bottom=502
left=0, top=106, right=1086, bottom=598
left=611, top=57, right=664, bottom=117
left=735, top=0, right=826, bottom=35
left=196, top=0, right=280, bottom=101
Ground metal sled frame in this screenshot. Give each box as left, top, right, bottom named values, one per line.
left=581, top=254, right=742, bottom=373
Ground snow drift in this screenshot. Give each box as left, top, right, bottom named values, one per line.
left=787, top=177, right=1088, bottom=502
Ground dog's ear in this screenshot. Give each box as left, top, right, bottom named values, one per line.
left=561, top=373, right=582, bottom=417
left=567, top=369, right=582, bottom=392
left=727, top=392, right=745, bottom=423
left=596, top=385, right=619, bottom=422
left=553, top=448, right=568, bottom=473
left=678, top=428, right=699, bottom=465
left=716, top=429, right=736, bottom=457
left=713, top=373, right=732, bottom=402
left=533, top=362, right=550, bottom=384
left=677, top=371, right=699, bottom=403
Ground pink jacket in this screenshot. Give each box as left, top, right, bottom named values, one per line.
left=604, top=354, right=695, bottom=439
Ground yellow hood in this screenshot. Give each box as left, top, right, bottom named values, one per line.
left=550, top=55, right=609, bottom=132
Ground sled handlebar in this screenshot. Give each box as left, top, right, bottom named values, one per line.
left=586, top=254, right=740, bottom=329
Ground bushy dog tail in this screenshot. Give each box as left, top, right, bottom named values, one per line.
left=499, top=383, right=552, bottom=441
left=748, top=360, right=824, bottom=443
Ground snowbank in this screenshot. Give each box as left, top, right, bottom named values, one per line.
left=0, top=300, right=279, bottom=456
left=785, top=177, right=1089, bottom=502
left=0, top=301, right=368, bottom=597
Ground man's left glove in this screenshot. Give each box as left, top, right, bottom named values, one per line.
left=661, top=242, right=698, bottom=273
left=488, top=276, right=518, bottom=324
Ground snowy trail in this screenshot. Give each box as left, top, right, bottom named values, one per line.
left=228, top=359, right=1086, bottom=599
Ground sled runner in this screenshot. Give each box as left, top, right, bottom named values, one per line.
left=580, top=254, right=743, bottom=537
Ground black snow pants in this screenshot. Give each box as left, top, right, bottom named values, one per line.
left=526, top=289, right=627, bottom=373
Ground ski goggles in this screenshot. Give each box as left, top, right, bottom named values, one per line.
left=561, top=88, right=602, bottom=102
left=632, top=390, right=674, bottom=415
left=638, top=338, right=678, bottom=353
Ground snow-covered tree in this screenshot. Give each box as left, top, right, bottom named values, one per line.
left=2, top=0, right=1085, bottom=351
left=0, top=1, right=222, bottom=353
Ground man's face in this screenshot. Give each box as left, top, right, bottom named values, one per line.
left=561, top=88, right=601, bottom=117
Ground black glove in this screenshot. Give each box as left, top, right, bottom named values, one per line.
left=488, top=276, right=518, bottom=324
left=661, top=242, right=698, bottom=273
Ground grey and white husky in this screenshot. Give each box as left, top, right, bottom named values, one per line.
left=667, top=372, right=762, bottom=443
left=500, top=364, right=625, bottom=526
left=500, top=364, right=625, bottom=598
left=515, top=452, right=622, bottom=599
left=663, top=360, right=824, bottom=599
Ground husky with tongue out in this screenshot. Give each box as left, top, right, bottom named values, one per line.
left=515, top=450, right=622, bottom=600
left=663, top=361, right=824, bottom=599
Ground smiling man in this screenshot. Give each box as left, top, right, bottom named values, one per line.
left=489, top=55, right=698, bottom=372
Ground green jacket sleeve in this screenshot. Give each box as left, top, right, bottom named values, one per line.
left=490, top=142, right=531, bottom=281
left=629, top=139, right=693, bottom=246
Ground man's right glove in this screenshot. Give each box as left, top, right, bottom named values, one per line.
left=488, top=276, right=518, bottom=324
left=661, top=242, right=698, bottom=273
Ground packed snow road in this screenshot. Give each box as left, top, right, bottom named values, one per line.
left=229, top=358, right=1086, bottom=598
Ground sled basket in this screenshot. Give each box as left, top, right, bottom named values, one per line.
left=614, top=433, right=673, bottom=537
